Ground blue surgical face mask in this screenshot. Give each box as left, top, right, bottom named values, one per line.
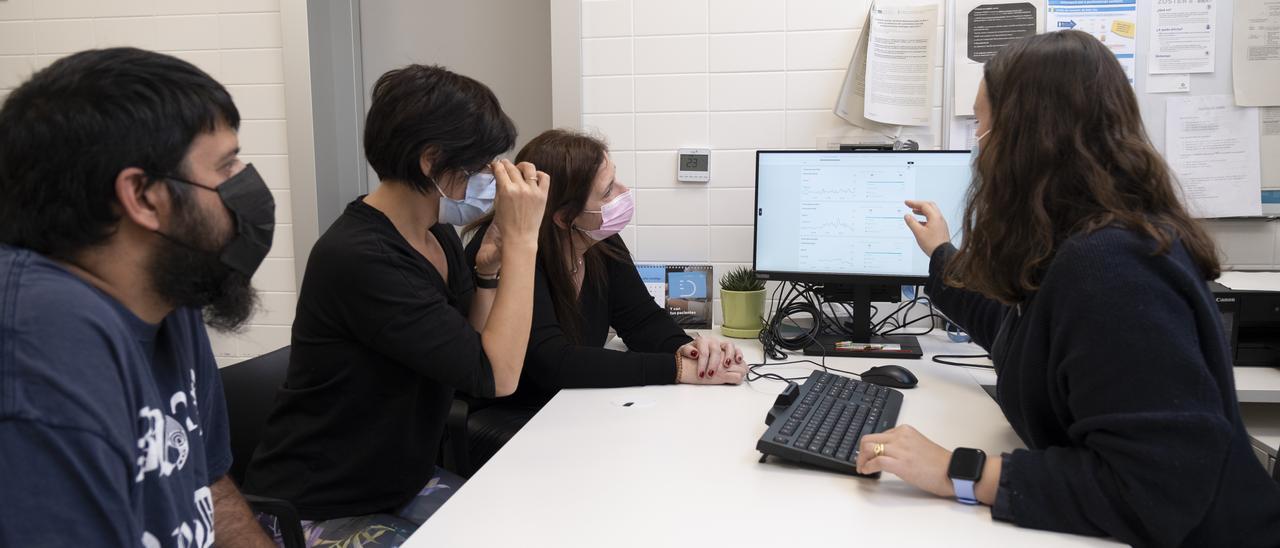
left=435, top=171, right=496, bottom=225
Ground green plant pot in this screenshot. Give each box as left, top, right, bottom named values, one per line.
left=720, top=288, right=766, bottom=339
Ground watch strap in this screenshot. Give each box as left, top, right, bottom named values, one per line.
left=952, top=478, right=979, bottom=505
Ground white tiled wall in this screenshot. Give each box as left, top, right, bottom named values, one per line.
left=0, top=0, right=295, bottom=366
left=580, top=0, right=944, bottom=324
left=578, top=0, right=1278, bottom=327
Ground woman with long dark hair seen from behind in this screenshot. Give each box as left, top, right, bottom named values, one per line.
left=852, top=30, right=1280, bottom=546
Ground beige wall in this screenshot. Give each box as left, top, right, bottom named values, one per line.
left=0, top=0, right=298, bottom=366
left=358, top=0, right=554, bottom=157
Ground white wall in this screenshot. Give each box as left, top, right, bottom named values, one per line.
left=576, top=0, right=945, bottom=323
left=571, top=0, right=1280, bottom=324
left=0, top=0, right=296, bottom=366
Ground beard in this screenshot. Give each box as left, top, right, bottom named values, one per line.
left=149, top=200, right=259, bottom=333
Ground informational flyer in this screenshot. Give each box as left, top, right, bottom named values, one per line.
left=1045, top=0, right=1138, bottom=84
left=1233, top=0, right=1280, bottom=106
left=835, top=1, right=938, bottom=128
left=954, top=0, right=1042, bottom=116
left=1149, top=0, right=1216, bottom=74
left=1165, top=94, right=1263, bottom=218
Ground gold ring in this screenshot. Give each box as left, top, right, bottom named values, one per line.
left=873, top=443, right=885, bottom=457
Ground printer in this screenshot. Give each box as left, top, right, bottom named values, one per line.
left=1210, top=281, right=1280, bottom=367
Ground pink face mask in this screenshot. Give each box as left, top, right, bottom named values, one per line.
left=577, top=190, right=634, bottom=241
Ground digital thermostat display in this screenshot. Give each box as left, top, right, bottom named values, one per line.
left=680, top=154, right=708, bottom=171
left=676, top=148, right=710, bottom=182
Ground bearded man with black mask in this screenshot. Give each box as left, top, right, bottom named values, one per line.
left=0, top=48, right=276, bottom=547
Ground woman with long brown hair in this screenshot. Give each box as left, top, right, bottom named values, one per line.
left=462, top=129, right=747, bottom=463
left=853, top=31, right=1280, bottom=545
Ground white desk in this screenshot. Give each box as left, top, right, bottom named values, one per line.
left=407, top=333, right=1119, bottom=547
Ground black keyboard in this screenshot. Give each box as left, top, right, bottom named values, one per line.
left=756, top=370, right=904, bottom=475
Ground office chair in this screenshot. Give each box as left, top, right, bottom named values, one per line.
left=443, top=397, right=539, bottom=477
left=219, top=346, right=306, bottom=548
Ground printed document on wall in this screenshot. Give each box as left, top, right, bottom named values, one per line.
left=1045, top=0, right=1137, bottom=84
left=1149, top=0, right=1216, bottom=74
left=1233, top=0, right=1280, bottom=106
left=863, top=3, right=938, bottom=126
left=954, top=0, right=1042, bottom=116
left=835, top=9, right=901, bottom=134
left=1165, top=95, right=1262, bottom=218
left=1263, top=108, right=1280, bottom=213
left=836, top=2, right=938, bottom=128
left=1262, top=107, right=1280, bottom=188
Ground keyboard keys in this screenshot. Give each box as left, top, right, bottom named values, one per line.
left=761, top=373, right=902, bottom=473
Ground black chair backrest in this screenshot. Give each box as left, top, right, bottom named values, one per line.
left=218, top=346, right=290, bottom=485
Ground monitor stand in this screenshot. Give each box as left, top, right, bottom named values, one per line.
left=801, top=284, right=924, bottom=360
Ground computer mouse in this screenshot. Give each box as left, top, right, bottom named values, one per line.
left=860, top=365, right=918, bottom=389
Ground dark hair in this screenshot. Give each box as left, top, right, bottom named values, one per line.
left=945, top=30, right=1219, bottom=304
left=0, top=47, right=240, bottom=260
left=363, top=64, right=517, bottom=192
left=468, top=129, right=628, bottom=341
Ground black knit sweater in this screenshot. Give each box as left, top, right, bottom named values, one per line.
left=926, top=227, right=1280, bottom=547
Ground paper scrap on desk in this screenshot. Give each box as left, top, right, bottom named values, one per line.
left=835, top=2, right=938, bottom=128
left=953, top=0, right=1042, bottom=116
left=1046, top=0, right=1137, bottom=85
left=1148, top=0, right=1216, bottom=75
left=1233, top=0, right=1280, bottom=106
left=1147, top=73, right=1191, bottom=93
left=1165, top=94, right=1262, bottom=218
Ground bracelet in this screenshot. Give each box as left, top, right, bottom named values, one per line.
left=674, top=349, right=684, bottom=384
left=474, top=271, right=499, bottom=289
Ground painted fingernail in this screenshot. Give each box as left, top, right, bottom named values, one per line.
left=699, top=372, right=704, bottom=378
left=691, top=350, right=699, bottom=358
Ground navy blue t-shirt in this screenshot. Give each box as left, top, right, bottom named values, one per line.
left=0, top=246, right=232, bottom=547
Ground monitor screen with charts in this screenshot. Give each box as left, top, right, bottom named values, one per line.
left=754, top=150, right=972, bottom=283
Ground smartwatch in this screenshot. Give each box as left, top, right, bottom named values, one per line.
left=947, top=447, right=986, bottom=505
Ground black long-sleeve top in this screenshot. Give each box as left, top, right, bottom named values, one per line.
left=466, top=224, right=692, bottom=405
left=243, top=199, right=496, bottom=520
left=926, top=227, right=1280, bottom=547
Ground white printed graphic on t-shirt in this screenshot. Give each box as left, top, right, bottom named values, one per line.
left=135, top=369, right=202, bottom=482
left=135, top=367, right=216, bottom=548
left=140, top=487, right=215, bottom=548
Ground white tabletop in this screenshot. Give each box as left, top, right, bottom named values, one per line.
left=406, top=332, right=1119, bottom=547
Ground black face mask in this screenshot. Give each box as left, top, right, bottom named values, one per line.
left=163, top=164, right=275, bottom=277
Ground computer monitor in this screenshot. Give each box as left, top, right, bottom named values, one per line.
left=753, top=150, right=972, bottom=357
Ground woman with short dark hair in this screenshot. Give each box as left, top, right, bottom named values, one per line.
left=243, top=64, right=548, bottom=546
left=854, top=31, right=1280, bottom=546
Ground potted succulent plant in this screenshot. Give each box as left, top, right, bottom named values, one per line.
left=719, top=266, right=766, bottom=339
